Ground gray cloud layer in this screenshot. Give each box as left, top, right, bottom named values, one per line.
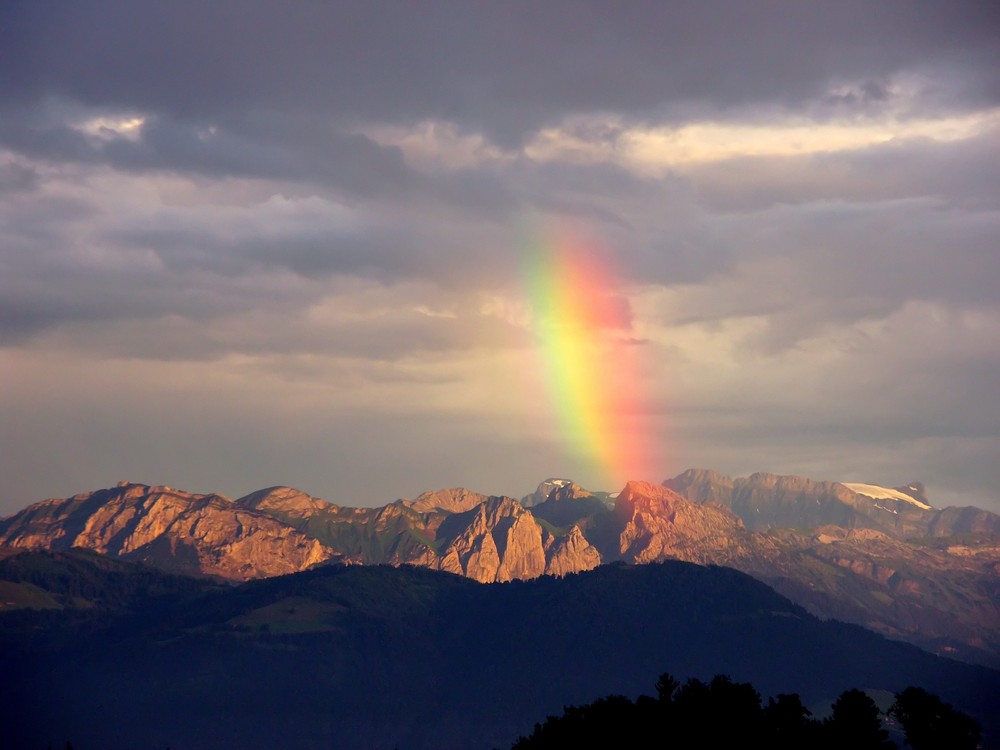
left=5, top=2, right=998, bottom=129
left=1, top=2, right=998, bottom=513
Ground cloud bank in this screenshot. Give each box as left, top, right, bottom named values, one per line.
left=1, top=1, right=998, bottom=512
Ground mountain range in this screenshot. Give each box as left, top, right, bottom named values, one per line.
left=1, top=469, right=997, bottom=667
left=2, top=551, right=998, bottom=750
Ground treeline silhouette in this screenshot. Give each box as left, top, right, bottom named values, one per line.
left=511, top=674, right=981, bottom=749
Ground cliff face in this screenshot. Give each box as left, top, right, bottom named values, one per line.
left=926, top=505, right=1000, bottom=537
left=611, top=480, right=768, bottom=566
left=231, top=487, right=603, bottom=583
left=406, top=495, right=599, bottom=582
left=543, top=525, right=602, bottom=577
left=0, top=483, right=336, bottom=580
left=666, top=469, right=862, bottom=531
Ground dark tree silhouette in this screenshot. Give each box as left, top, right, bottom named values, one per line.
left=764, top=693, right=822, bottom=749
left=890, top=686, right=981, bottom=750
left=510, top=674, right=984, bottom=750
left=511, top=695, right=642, bottom=748
left=824, top=689, right=894, bottom=750
left=654, top=672, right=680, bottom=702
left=676, top=675, right=763, bottom=747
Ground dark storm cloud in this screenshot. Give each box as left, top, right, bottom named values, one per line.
left=0, top=107, right=418, bottom=197
left=3, top=1, right=998, bottom=143
left=110, top=117, right=416, bottom=196
left=1, top=0, right=994, bottom=320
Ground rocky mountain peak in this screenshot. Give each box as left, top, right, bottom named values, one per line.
left=0, top=483, right=336, bottom=581
left=406, top=487, right=488, bottom=514
left=610, top=480, right=757, bottom=567
left=615, top=480, right=685, bottom=516
left=522, top=478, right=579, bottom=506
left=668, top=468, right=735, bottom=487
left=235, top=486, right=332, bottom=515
left=746, top=472, right=837, bottom=494
left=663, top=468, right=736, bottom=504
left=549, top=482, right=593, bottom=503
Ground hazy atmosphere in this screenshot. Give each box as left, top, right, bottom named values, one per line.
left=2, top=1, right=999, bottom=514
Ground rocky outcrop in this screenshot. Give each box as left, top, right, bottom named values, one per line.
left=543, top=525, right=601, bottom=577
left=404, top=487, right=490, bottom=514
left=926, top=505, right=1000, bottom=537
left=233, top=486, right=603, bottom=582
left=236, top=486, right=333, bottom=516
left=419, top=494, right=603, bottom=580
left=611, top=480, right=774, bottom=567
left=0, top=483, right=337, bottom=581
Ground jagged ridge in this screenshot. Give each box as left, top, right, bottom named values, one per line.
left=2, top=472, right=998, bottom=666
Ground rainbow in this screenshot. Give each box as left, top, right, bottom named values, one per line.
left=522, top=225, right=654, bottom=486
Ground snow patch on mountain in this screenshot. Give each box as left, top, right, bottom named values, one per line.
left=843, top=483, right=932, bottom=510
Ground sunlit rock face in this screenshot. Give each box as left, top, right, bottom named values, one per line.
left=414, top=495, right=598, bottom=583
left=607, top=480, right=778, bottom=569
left=236, top=486, right=334, bottom=516
left=0, top=483, right=337, bottom=580
left=543, top=525, right=602, bottom=577
left=0, top=482, right=605, bottom=585
left=3, top=473, right=998, bottom=666
left=404, top=487, right=491, bottom=514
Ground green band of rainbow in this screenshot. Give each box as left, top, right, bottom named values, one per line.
left=522, top=226, right=655, bottom=485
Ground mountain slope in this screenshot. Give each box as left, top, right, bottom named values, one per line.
left=664, top=469, right=1000, bottom=538
left=0, top=483, right=338, bottom=580
left=237, top=486, right=602, bottom=582
left=528, top=479, right=1000, bottom=666
left=2, top=558, right=998, bottom=750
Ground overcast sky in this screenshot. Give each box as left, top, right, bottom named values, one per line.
left=2, top=1, right=999, bottom=514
